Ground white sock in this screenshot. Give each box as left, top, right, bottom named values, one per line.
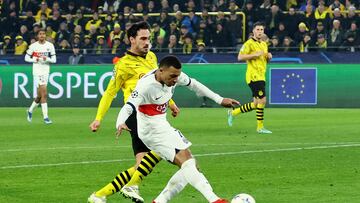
left=29, top=101, right=39, bottom=113
left=181, top=158, right=219, bottom=202
left=154, top=170, right=188, bottom=203
left=41, top=103, right=48, bottom=119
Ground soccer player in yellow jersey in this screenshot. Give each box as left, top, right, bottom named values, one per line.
left=227, top=22, right=272, bottom=134
left=88, top=22, right=179, bottom=203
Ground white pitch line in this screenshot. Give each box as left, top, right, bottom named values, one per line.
left=1, top=143, right=360, bottom=170
left=1, top=142, right=360, bottom=152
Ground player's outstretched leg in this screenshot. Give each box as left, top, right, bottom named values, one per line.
left=88, top=167, right=136, bottom=203
left=227, top=102, right=255, bottom=126
left=120, top=151, right=162, bottom=202
left=27, top=100, right=39, bottom=122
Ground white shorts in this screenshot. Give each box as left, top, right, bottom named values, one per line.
left=139, top=127, right=192, bottom=162
left=34, top=74, right=49, bottom=87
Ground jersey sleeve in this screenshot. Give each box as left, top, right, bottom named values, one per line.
left=176, top=72, right=191, bottom=86
left=24, top=44, right=35, bottom=63
left=95, top=78, right=121, bottom=121
left=239, top=41, right=251, bottom=55
left=116, top=83, right=146, bottom=127
left=47, top=43, right=56, bottom=63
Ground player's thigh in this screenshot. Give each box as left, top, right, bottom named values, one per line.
left=249, top=81, right=266, bottom=99
left=173, top=149, right=193, bottom=167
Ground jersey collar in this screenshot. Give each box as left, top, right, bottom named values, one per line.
left=126, top=50, right=146, bottom=59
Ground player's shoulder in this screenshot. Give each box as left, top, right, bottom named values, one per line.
left=146, top=51, right=157, bottom=60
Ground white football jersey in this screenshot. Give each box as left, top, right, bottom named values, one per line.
left=119, top=70, right=223, bottom=138
left=25, top=41, right=56, bottom=76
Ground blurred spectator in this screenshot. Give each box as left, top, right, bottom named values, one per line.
left=299, top=0, right=315, bottom=12
left=315, top=34, right=327, bottom=51
left=264, top=4, right=284, bottom=36
left=85, top=12, right=102, bottom=31
left=293, top=22, right=309, bottom=45
left=196, top=42, right=207, bottom=52
left=69, top=44, right=84, bottom=64
left=51, top=1, right=62, bottom=15
left=109, top=23, right=125, bottom=47
left=283, top=7, right=302, bottom=39
left=69, top=25, right=84, bottom=45
left=147, top=1, right=157, bottom=13
left=73, top=9, right=87, bottom=29
left=104, top=13, right=115, bottom=31
left=332, top=8, right=344, bottom=27
left=65, top=1, right=77, bottom=15
left=35, top=2, right=51, bottom=22
left=64, top=13, right=75, bottom=33
left=310, top=21, right=327, bottom=44
left=212, top=23, right=229, bottom=49
left=299, top=33, right=313, bottom=52
left=88, top=25, right=99, bottom=44
left=71, top=34, right=82, bottom=47
left=19, top=25, right=31, bottom=44
left=1, top=36, right=14, bottom=54
left=98, top=23, right=110, bottom=39
left=227, top=11, right=243, bottom=45
left=158, top=10, right=171, bottom=32
left=24, top=0, right=40, bottom=15
left=174, top=11, right=185, bottom=29
left=196, top=20, right=212, bottom=47
left=166, top=21, right=181, bottom=42
left=4, top=10, right=20, bottom=36
left=341, top=33, right=357, bottom=52
left=58, top=39, right=71, bottom=53
left=269, top=35, right=281, bottom=51
left=30, top=23, right=41, bottom=39
left=216, top=0, right=227, bottom=11
left=135, top=2, right=145, bottom=13
left=111, top=36, right=123, bottom=54
left=282, top=36, right=296, bottom=52
left=344, top=22, right=359, bottom=45
left=329, top=0, right=345, bottom=12
left=303, top=3, right=316, bottom=29
left=314, top=3, right=330, bottom=29
left=344, top=6, right=358, bottom=30
left=215, top=11, right=226, bottom=27
left=168, top=34, right=181, bottom=53
left=153, top=36, right=167, bottom=52
left=46, top=11, right=65, bottom=30
left=22, top=10, right=36, bottom=31
left=228, top=0, right=240, bottom=12
left=182, top=34, right=194, bottom=54
left=82, top=35, right=94, bottom=54
left=39, top=13, right=48, bottom=29
left=151, top=23, right=166, bottom=47
left=46, top=26, right=57, bottom=41
left=161, top=0, right=171, bottom=12
left=15, top=36, right=28, bottom=55
left=242, top=0, right=258, bottom=36
left=103, top=0, right=122, bottom=13
left=56, top=22, right=71, bottom=44
left=179, top=24, right=190, bottom=45
left=93, top=35, right=109, bottom=54
left=328, top=19, right=344, bottom=51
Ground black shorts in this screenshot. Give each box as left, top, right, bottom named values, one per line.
left=125, top=111, right=150, bottom=155
left=248, top=81, right=266, bottom=99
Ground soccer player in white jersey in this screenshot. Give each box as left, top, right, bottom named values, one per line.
left=116, top=55, right=239, bottom=203
left=25, top=29, right=56, bottom=124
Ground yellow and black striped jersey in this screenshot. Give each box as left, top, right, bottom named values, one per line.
left=95, top=51, right=158, bottom=121
left=239, top=38, right=268, bottom=84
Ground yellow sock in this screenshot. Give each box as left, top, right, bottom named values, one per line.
left=95, top=166, right=136, bottom=197
left=231, top=102, right=255, bottom=116
left=126, top=151, right=161, bottom=186
left=256, top=104, right=265, bottom=130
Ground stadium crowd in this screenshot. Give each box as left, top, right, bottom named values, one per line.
left=0, top=0, right=359, bottom=56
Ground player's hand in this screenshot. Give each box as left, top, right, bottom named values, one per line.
left=254, top=51, right=264, bottom=58
left=116, top=123, right=131, bottom=140
left=169, top=103, right=180, bottom=117
left=89, top=120, right=101, bottom=132
left=43, top=56, right=47, bottom=62
left=267, top=53, right=272, bottom=60
left=221, top=98, right=240, bottom=108
left=35, top=57, right=39, bottom=62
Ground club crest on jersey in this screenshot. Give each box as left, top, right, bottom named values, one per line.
left=139, top=73, right=145, bottom=79
left=131, top=90, right=138, bottom=98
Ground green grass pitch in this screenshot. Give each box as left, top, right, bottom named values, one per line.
left=0, top=107, right=359, bottom=203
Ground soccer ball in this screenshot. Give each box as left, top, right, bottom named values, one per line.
left=231, top=193, right=256, bottom=203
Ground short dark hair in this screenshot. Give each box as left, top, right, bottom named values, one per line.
left=159, top=55, right=182, bottom=69
left=37, top=28, right=46, bottom=35
left=252, top=21, right=265, bottom=29
left=127, top=21, right=150, bottom=41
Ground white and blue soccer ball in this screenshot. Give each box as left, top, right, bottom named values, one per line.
left=231, top=193, right=256, bottom=203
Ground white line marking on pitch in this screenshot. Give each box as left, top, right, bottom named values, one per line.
left=1, top=143, right=359, bottom=170
left=1, top=142, right=360, bottom=152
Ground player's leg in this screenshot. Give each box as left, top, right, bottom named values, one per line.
left=253, top=81, right=271, bottom=134
left=173, top=149, right=227, bottom=203
left=227, top=82, right=257, bottom=126
left=27, top=77, right=41, bottom=122
left=39, top=84, right=51, bottom=124
left=153, top=169, right=188, bottom=203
